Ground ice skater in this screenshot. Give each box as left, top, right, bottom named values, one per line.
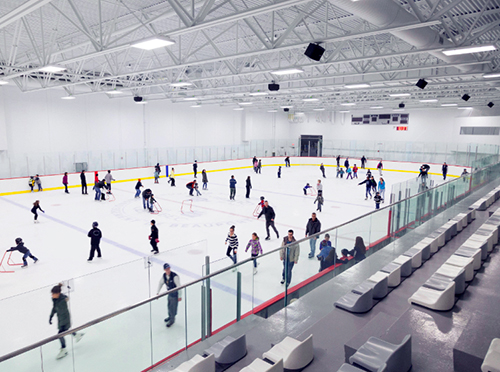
left=169, top=167, right=176, bottom=186
left=6, top=238, right=38, bottom=268
left=93, top=179, right=105, bottom=201
left=258, top=159, right=262, bottom=174
left=374, top=192, right=382, bottom=209
left=62, top=172, right=69, bottom=194
left=377, top=161, right=383, bottom=176
left=31, top=200, right=45, bottom=223
left=87, top=221, right=102, bottom=262
left=378, top=177, right=386, bottom=203
left=225, top=225, right=238, bottom=265
left=442, top=162, right=448, bottom=180
left=359, top=176, right=372, bottom=200
left=344, top=158, right=350, bottom=169
left=280, top=230, right=298, bottom=286
left=317, top=179, right=323, bottom=196
left=149, top=220, right=159, bottom=254
left=245, top=232, right=263, bottom=274
left=370, top=176, right=377, bottom=194
left=285, top=156, right=290, bottom=167
left=314, top=194, right=324, bottom=212
left=29, top=176, right=35, bottom=192
left=94, top=171, right=99, bottom=185
left=229, top=175, right=237, bottom=200
left=155, top=163, right=161, bottom=176
left=253, top=157, right=258, bottom=173
left=303, top=183, right=312, bottom=195
left=134, top=179, right=143, bottom=198
left=361, top=155, right=367, bottom=169
left=277, top=166, right=282, bottom=178
left=49, top=283, right=84, bottom=360
left=346, top=166, right=353, bottom=179
left=336, top=155, right=341, bottom=167
left=35, top=175, right=42, bottom=191
left=202, top=169, right=208, bottom=190
left=306, top=213, right=321, bottom=258
left=157, top=263, right=181, bottom=328
left=149, top=193, right=158, bottom=212
left=104, top=170, right=115, bottom=192
left=80, top=170, right=87, bottom=195
left=353, top=164, right=358, bottom=178
left=246, top=176, right=252, bottom=198
left=186, top=180, right=196, bottom=196
left=194, top=182, right=202, bottom=196
left=258, top=201, right=279, bottom=240
left=338, top=167, right=345, bottom=178
left=154, top=169, right=160, bottom=184
left=193, top=160, right=198, bottom=178
left=320, top=163, right=326, bottom=178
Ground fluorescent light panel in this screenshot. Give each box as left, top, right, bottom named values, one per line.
left=280, top=105, right=293, bottom=108
left=268, top=110, right=278, bottom=112
left=170, top=82, right=192, bottom=87
left=191, top=105, right=201, bottom=108
left=239, top=102, right=253, bottom=105
left=441, top=103, right=457, bottom=106
left=419, top=99, right=438, bottom=102
left=183, top=97, right=198, bottom=101
left=370, top=106, right=383, bottom=109
left=303, top=98, right=319, bottom=102
left=443, top=45, right=496, bottom=56
left=61, top=96, right=76, bottom=100
left=249, top=92, right=268, bottom=96
left=389, top=93, right=410, bottom=97
left=131, top=36, right=175, bottom=50
left=340, top=103, right=356, bottom=106
left=458, top=107, right=473, bottom=109
left=345, top=83, right=371, bottom=88
left=106, top=90, right=123, bottom=95
left=339, top=110, right=350, bottom=113
left=234, top=108, right=244, bottom=110
left=483, top=73, right=500, bottom=78
left=0, top=81, right=9, bottom=85
left=271, top=68, right=304, bottom=75
left=39, top=65, right=66, bottom=73
left=313, top=108, right=325, bottom=111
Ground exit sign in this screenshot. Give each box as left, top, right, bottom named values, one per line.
left=395, top=126, right=408, bottom=131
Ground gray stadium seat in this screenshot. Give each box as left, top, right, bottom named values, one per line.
left=379, top=263, right=401, bottom=287
left=262, top=334, right=314, bottom=371
left=435, top=264, right=466, bottom=294
left=349, top=334, right=412, bottom=372
left=172, top=353, right=215, bottom=372
left=240, top=358, right=283, bottom=372
left=392, top=255, right=412, bottom=277
left=204, top=334, right=247, bottom=365
left=409, top=281, right=455, bottom=311
left=335, top=286, right=374, bottom=313
left=337, top=364, right=367, bottom=372
left=482, top=338, right=500, bottom=372
left=359, top=278, right=388, bottom=300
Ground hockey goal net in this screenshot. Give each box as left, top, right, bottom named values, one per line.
left=0, top=251, right=22, bottom=273
left=181, top=199, right=193, bottom=214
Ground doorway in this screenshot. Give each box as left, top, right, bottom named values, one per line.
left=300, top=135, right=323, bottom=157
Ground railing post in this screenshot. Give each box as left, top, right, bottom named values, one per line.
left=205, top=256, right=212, bottom=337
left=236, top=271, right=242, bottom=322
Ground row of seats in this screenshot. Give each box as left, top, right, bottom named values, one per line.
left=483, top=338, right=500, bottom=372
left=470, top=185, right=500, bottom=211
left=409, top=206, right=500, bottom=311
left=334, top=210, right=475, bottom=314
left=172, top=334, right=314, bottom=372
left=338, top=334, right=412, bottom=372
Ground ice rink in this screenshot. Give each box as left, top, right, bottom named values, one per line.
left=0, top=163, right=419, bottom=370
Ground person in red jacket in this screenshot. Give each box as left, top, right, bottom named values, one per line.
left=353, top=164, right=358, bottom=179
left=186, top=180, right=196, bottom=196
left=94, top=172, right=99, bottom=185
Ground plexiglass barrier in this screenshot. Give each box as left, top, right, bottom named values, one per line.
left=1, top=140, right=498, bottom=178
left=1, top=161, right=500, bottom=372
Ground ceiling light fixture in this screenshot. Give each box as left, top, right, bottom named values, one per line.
left=458, top=107, right=473, bottom=110
left=389, top=93, right=410, bottom=97
left=345, top=83, right=371, bottom=89
left=191, top=105, right=201, bottom=108
left=0, top=81, right=9, bottom=85
left=393, top=109, right=404, bottom=112
left=239, top=102, right=253, bottom=105
left=280, top=105, right=293, bottom=109
left=419, top=99, right=438, bottom=102
left=441, top=103, right=458, bottom=106
left=249, top=92, right=268, bottom=96
left=313, top=108, right=325, bottom=111
left=234, top=107, right=244, bottom=111
left=339, top=110, right=350, bottom=113
left=61, top=96, right=76, bottom=100
left=302, top=98, right=319, bottom=102
left=39, top=65, right=66, bottom=73
left=295, top=112, right=305, bottom=115
left=483, top=73, right=500, bottom=78
left=183, top=97, right=198, bottom=101
left=106, top=90, right=123, bottom=95
left=443, top=45, right=496, bottom=56
left=340, top=103, right=356, bottom=106
left=268, top=110, right=278, bottom=112
left=370, top=106, right=383, bottom=109
left=270, top=68, right=304, bottom=75
left=131, top=36, right=175, bottom=50
left=170, top=82, right=192, bottom=87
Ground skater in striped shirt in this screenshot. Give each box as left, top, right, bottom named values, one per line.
left=225, top=225, right=238, bottom=265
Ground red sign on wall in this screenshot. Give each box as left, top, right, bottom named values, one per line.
left=395, top=126, right=408, bottom=131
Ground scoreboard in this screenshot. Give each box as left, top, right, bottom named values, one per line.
left=351, top=113, right=409, bottom=125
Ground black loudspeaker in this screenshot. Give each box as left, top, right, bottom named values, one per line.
left=304, top=43, right=325, bottom=61
left=268, top=83, right=280, bottom=91
left=488, top=102, right=494, bottom=108
left=284, top=108, right=290, bottom=112
left=416, top=79, right=427, bottom=89
left=462, top=94, right=470, bottom=101
left=134, top=96, right=143, bottom=102
left=399, top=103, right=405, bottom=108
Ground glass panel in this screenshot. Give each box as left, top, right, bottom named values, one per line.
left=0, top=347, right=43, bottom=372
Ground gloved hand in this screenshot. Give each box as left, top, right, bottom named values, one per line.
left=49, top=318, right=52, bottom=325
left=148, top=236, right=151, bottom=240
left=155, top=239, right=159, bottom=243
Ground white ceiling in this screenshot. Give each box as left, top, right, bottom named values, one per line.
left=1, top=0, right=500, bottom=111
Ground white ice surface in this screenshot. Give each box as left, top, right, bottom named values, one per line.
left=0, top=165, right=417, bottom=371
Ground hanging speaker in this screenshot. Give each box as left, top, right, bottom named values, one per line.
left=134, top=96, right=143, bottom=102
left=462, top=94, right=470, bottom=101
left=399, top=103, right=405, bottom=108
left=488, top=102, right=494, bottom=108
left=416, top=79, right=428, bottom=89
left=304, top=43, right=325, bottom=62
left=268, top=83, right=280, bottom=91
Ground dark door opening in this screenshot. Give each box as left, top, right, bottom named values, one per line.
left=300, top=135, right=323, bottom=157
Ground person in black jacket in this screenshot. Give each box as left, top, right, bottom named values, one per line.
left=31, top=200, right=45, bottom=223
left=80, top=170, right=87, bottom=195
left=193, top=160, right=198, bottom=178
left=336, top=155, right=341, bottom=167
left=246, top=176, right=252, bottom=198
left=350, top=236, right=366, bottom=262
left=442, top=162, right=448, bottom=180
left=93, top=179, right=106, bottom=201
left=149, top=220, right=159, bottom=254
left=6, top=238, right=38, bottom=268
left=134, top=179, right=143, bottom=198
left=358, top=176, right=372, bottom=200
left=49, top=283, right=84, bottom=359
left=87, top=221, right=102, bottom=262
left=257, top=201, right=279, bottom=240
left=370, top=176, right=377, bottom=194
left=305, top=213, right=321, bottom=258
left=320, top=163, right=326, bottom=178
left=142, top=188, right=153, bottom=209
left=361, top=155, right=367, bottom=169
left=344, top=158, right=349, bottom=169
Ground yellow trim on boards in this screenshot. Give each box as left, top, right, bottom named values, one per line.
left=0, top=164, right=458, bottom=196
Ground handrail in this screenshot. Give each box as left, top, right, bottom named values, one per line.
left=0, top=165, right=495, bottom=363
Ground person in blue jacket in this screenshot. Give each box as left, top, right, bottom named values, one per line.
left=229, top=175, right=237, bottom=200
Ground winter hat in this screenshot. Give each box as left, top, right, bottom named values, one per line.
left=138, top=179, right=141, bottom=181
left=15, top=237, right=22, bottom=244
left=260, top=196, right=265, bottom=200
left=151, top=220, right=156, bottom=224
left=163, top=263, right=170, bottom=270
left=92, top=221, right=98, bottom=227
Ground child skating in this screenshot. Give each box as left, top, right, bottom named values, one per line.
left=245, top=232, right=263, bottom=274
left=353, top=164, right=358, bottom=178
left=374, top=192, right=382, bottom=209
left=29, top=176, right=35, bottom=192
left=338, top=167, right=345, bottom=178
left=277, top=166, right=281, bottom=178
left=35, top=175, right=43, bottom=191
left=194, top=182, right=202, bottom=196
left=314, top=194, right=324, bottom=212
left=303, top=183, right=312, bottom=195
left=346, top=167, right=353, bottom=179
left=31, top=200, right=45, bottom=223
left=6, top=238, right=38, bottom=268
left=202, top=169, right=208, bottom=190
left=225, top=225, right=238, bottom=265
left=49, top=283, right=84, bottom=359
